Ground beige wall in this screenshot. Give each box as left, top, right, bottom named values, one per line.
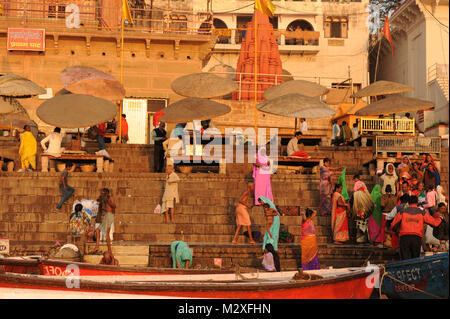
left=0, top=33, right=211, bottom=132
left=376, top=0, right=449, bottom=133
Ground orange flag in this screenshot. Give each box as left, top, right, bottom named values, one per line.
left=383, top=16, right=394, bottom=56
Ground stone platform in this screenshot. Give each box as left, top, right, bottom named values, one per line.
left=1, top=143, right=447, bottom=269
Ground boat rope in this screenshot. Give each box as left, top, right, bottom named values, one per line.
left=234, top=264, right=259, bottom=281
left=378, top=265, right=443, bottom=299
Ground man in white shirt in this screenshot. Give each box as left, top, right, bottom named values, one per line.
left=287, top=131, right=302, bottom=156
left=41, top=127, right=64, bottom=155
left=331, top=120, right=341, bottom=146
left=299, top=118, right=308, bottom=134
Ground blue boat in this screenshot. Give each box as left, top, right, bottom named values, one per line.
left=379, top=252, right=449, bottom=299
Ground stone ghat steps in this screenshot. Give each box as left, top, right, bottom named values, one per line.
left=147, top=243, right=396, bottom=269
left=6, top=239, right=396, bottom=270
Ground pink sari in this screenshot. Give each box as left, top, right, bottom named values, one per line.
left=253, top=148, right=273, bottom=205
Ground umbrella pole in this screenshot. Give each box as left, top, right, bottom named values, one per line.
left=393, top=113, right=396, bottom=134
left=254, top=8, right=258, bottom=145
left=119, top=4, right=125, bottom=144
left=119, top=101, right=122, bottom=144
left=294, top=118, right=298, bottom=133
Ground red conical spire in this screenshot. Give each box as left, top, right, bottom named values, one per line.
left=233, top=9, right=283, bottom=101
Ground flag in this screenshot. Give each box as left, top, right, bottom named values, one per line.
left=255, top=0, right=275, bottom=18
left=122, top=0, right=134, bottom=25
left=338, top=168, right=349, bottom=201
left=382, top=16, right=394, bottom=56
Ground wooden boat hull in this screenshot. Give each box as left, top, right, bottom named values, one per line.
left=0, top=257, right=236, bottom=277
left=380, top=253, right=449, bottom=299
left=0, top=268, right=378, bottom=299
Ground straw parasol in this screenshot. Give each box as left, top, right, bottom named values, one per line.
left=0, top=73, right=46, bottom=98
left=257, top=93, right=336, bottom=118
left=263, top=80, right=329, bottom=100
left=60, top=66, right=125, bottom=101
left=171, top=73, right=238, bottom=99
left=0, top=110, right=31, bottom=129
left=0, top=98, right=15, bottom=114
left=353, top=80, right=414, bottom=98
left=355, top=96, right=434, bottom=116
left=159, top=98, right=231, bottom=123
left=36, top=94, right=117, bottom=128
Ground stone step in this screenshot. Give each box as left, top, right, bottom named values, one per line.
left=83, top=243, right=150, bottom=266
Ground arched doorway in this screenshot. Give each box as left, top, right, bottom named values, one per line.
left=213, top=18, right=230, bottom=44
left=286, top=19, right=316, bottom=45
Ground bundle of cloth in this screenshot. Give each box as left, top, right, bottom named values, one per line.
left=351, top=179, right=374, bottom=243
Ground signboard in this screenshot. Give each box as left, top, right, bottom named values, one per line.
left=0, top=238, right=9, bottom=255
left=7, top=28, right=45, bottom=51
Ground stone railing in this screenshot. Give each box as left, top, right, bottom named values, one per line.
left=375, top=136, right=441, bottom=154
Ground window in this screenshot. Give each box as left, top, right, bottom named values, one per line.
left=324, top=17, right=348, bottom=38
left=48, top=5, right=65, bottom=19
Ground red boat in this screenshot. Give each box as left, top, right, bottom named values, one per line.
left=0, top=257, right=238, bottom=277
left=0, top=267, right=380, bottom=299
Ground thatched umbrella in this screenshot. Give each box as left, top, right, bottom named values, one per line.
left=0, top=74, right=46, bottom=98
left=0, top=110, right=31, bottom=129
left=36, top=94, right=117, bottom=128
left=0, top=97, right=29, bottom=133
left=355, top=96, right=434, bottom=133
left=60, top=66, right=125, bottom=101
left=263, top=80, right=329, bottom=100
left=0, top=98, right=15, bottom=114
left=171, top=73, right=238, bottom=99
left=257, top=93, right=335, bottom=119
left=353, top=80, right=414, bottom=98
left=159, top=98, right=231, bottom=123
left=354, top=96, right=434, bottom=116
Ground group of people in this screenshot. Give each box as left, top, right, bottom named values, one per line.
left=319, top=154, right=448, bottom=260
left=331, top=120, right=360, bottom=146
left=67, top=187, right=118, bottom=263
left=14, top=113, right=129, bottom=173
left=231, top=145, right=320, bottom=272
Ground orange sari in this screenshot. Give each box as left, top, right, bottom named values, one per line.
left=331, top=192, right=349, bottom=242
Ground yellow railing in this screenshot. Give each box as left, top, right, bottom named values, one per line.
left=360, top=118, right=415, bottom=134
left=375, top=136, right=441, bottom=154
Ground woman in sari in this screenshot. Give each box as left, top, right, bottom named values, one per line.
left=300, top=208, right=320, bottom=270
left=380, top=163, right=398, bottom=195
left=18, top=125, right=37, bottom=172
left=397, top=155, right=411, bottom=175
left=170, top=240, right=192, bottom=269
left=319, top=158, right=342, bottom=216
left=352, top=174, right=374, bottom=244
left=411, top=162, right=424, bottom=183
left=253, top=147, right=273, bottom=206
left=258, top=196, right=280, bottom=251
left=368, top=184, right=385, bottom=246
left=331, top=184, right=350, bottom=244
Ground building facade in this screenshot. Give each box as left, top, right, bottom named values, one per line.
left=195, top=0, right=370, bottom=90
left=373, top=0, right=449, bottom=135
left=0, top=0, right=214, bottom=142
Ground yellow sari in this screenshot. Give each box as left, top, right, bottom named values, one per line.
left=19, top=131, right=37, bottom=169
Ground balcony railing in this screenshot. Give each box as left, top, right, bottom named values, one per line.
left=375, top=136, right=441, bottom=154
left=0, top=1, right=213, bottom=36
left=360, top=118, right=415, bottom=134
left=214, top=28, right=320, bottom=47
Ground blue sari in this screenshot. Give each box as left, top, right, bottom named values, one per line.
left=259, top=196, right=280, bottom=251
left=170, top=241, right=192, bottom=269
